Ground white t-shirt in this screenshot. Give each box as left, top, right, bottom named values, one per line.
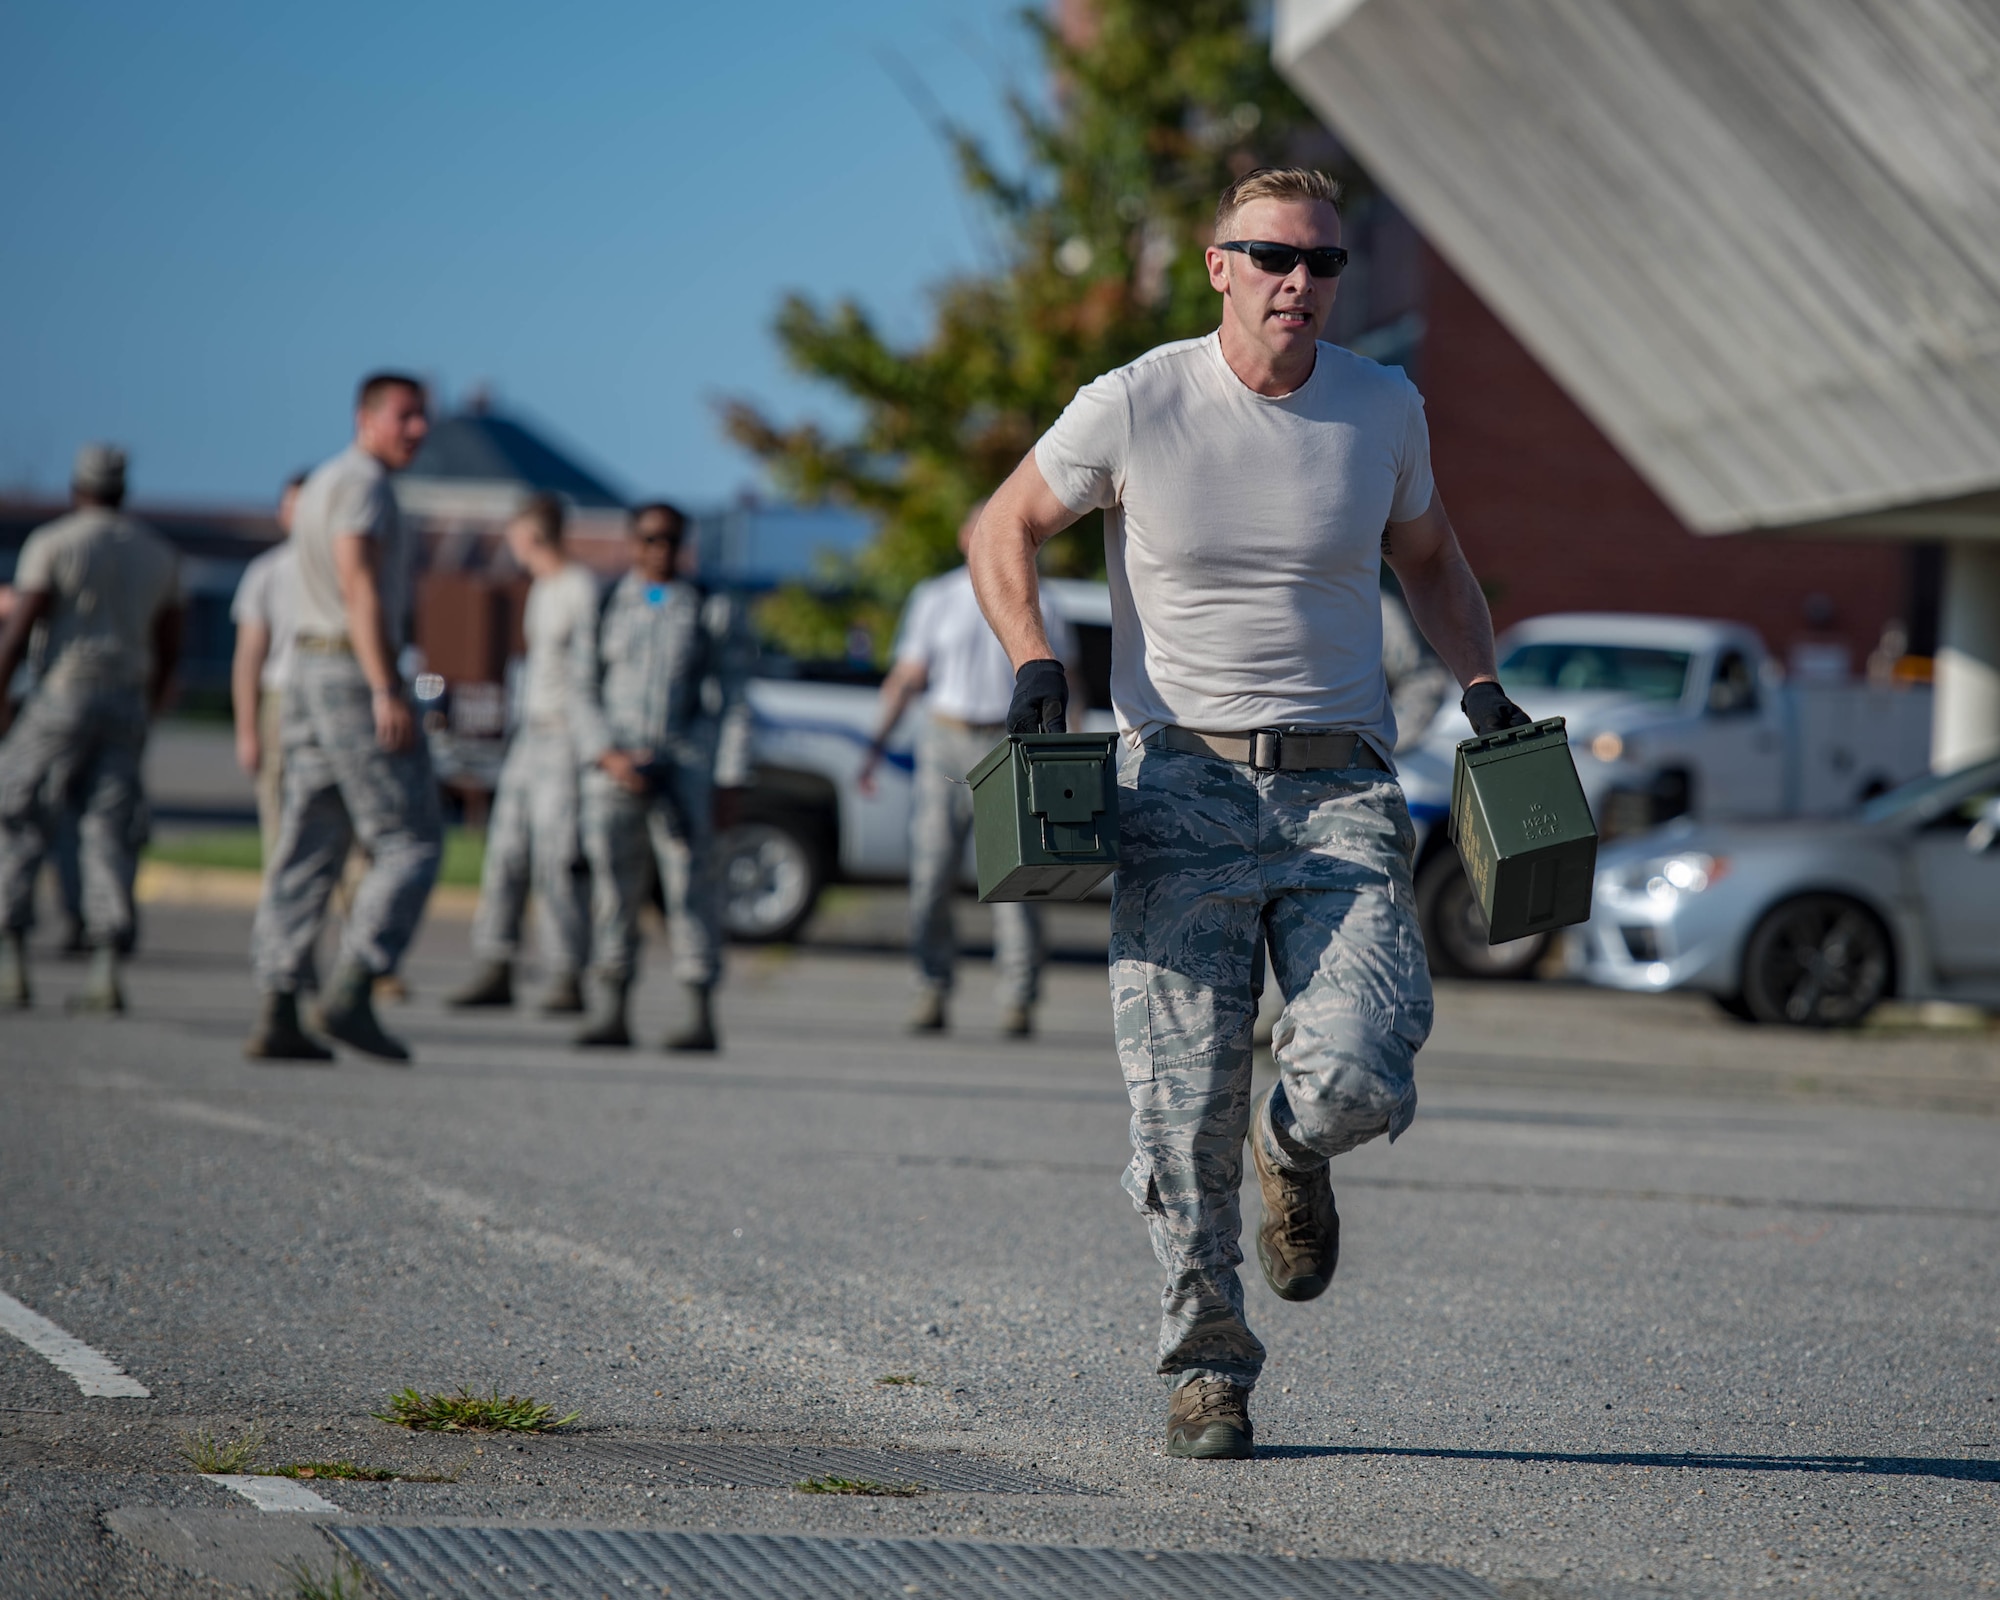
left=519, top=561, right=600, bottom=727
left=1035, top=332, right=1435, bottom=753
left=230, top=544, right=300, bottom=692
left=290, top=444, right=410, bottom=648
left=894, top=565, right=1076, bottom=726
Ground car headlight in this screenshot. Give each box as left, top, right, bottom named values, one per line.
left=1615, top=851, right=1728, bottom=900
left=1588, top=730, right=1625, bottom=763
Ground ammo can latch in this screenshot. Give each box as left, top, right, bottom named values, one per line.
left=1028, top=753, right=1107, bottom=855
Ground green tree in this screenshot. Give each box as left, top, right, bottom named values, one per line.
left=723, top=0, right=1349, bottom=660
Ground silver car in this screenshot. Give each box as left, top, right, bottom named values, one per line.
left=1572, top=756, right=2000, bottom=1024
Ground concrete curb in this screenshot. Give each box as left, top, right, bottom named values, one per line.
left=136, top=862, right=479, bottom=919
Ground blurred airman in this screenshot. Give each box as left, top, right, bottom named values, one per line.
left=244, top=373, right=439, bottom=1063
left=570, top=502, right=749, bottom=1052
left=449, top=491, right=598, bottom=1014
left=0, top=444, right=182, bottom=1011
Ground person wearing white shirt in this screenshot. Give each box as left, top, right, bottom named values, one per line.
left=859, top=503, right=1079, bottom=1037
left=967, top=167, right=1530, bottom=1459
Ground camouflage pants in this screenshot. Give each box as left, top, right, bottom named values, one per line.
left=0, top=683, right=148, bottom=945
left=470, top=727, right=588, bottom=976
left=581, top=755, right=719, bottom=988
left=1112, top=738, right=1432, bottom=1392
left=910, top=718, right=1043, bottom=1007
left=251, top=653, right=442, bottom=990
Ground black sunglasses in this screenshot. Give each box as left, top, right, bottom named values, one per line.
left=1219, top=239, right=1349, bottom=279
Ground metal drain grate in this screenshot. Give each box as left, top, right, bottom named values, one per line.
left=333, top=1525, right=1501, bottom=1600
left=571, top=1439, right=1075, bottom=1496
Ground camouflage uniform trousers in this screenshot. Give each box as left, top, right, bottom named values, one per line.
left=1111, top=738, right=1433, bottom=1392
left=0, top=682, right=149, bottom=945
left=470, top=727, right=588, bottom=978
left=581, top=752, right=719, bottom=988
left=250, top=652, right=442, bottom=990
left=910, top=717, right=1043, bottom=1008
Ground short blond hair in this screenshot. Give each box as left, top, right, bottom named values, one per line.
left=1215, top=167, right=1343, bottom=239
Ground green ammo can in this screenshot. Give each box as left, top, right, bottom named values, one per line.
left=1448, top=716, right=1598, bottom=944
left=966, top=732, right=1120, bottom=902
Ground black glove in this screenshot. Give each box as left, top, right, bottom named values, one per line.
left=1006, top=658, right=1069, bottom=735
left=1462, top=680, right=1532, bottom=736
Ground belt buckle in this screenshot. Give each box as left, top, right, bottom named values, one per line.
left=1249, top=729, right=1284, bottom=771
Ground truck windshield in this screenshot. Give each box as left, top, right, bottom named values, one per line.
left=1499, top=643, right=1690, bottom=702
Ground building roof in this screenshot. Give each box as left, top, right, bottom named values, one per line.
left=1275, top=0, right=2000, bottom=535
left=400, top=407, right=628, bottom=511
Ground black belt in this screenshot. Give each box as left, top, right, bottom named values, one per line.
left=1155, top=725, right=1389, bottom=773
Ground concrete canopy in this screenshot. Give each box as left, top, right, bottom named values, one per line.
left=1274, top=0, right=2000, bottom=538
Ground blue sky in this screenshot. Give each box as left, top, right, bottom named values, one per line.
left=0, top=1, right=1028, bottom=509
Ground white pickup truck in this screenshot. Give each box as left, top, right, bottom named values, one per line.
left=1393, top=613, right=1934, bottom=978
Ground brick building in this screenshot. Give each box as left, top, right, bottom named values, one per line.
left=1415, top=244, right=1914, bottom=676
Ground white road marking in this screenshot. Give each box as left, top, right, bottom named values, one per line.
left=202, top=1474, right=340, bottom=1513
left=0, top=1289, right=151, bottom=1397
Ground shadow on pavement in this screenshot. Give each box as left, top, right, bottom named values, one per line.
left=1257, top=1443, right=2000, bottom=1482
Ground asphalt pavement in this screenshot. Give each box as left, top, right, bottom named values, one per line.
left=2, top=892, right=1997, bottom=1599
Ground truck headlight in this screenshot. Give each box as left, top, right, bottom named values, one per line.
left=1589, top=730, right=1625, bottom=763
left=1617, top=851, right=1727, bottom=900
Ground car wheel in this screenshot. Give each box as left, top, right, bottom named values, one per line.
left=718, top=817, right=823, bottom=943
left=1739, top=893, right=1891, bottom=1027
left=1415, top=846, right=1549, bottom=980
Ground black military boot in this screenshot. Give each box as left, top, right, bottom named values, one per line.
left=661, top=982, right=718, bottom=1053
left=1166, top=1378, right=1254, bottom=1460
left=0, top=930, right=30, bottom=1010
left=243, top=991, right=334, bottom=1063
left=448, top=960, right=514, bottom=1009
left=1251, top=1106, right=1340, bottom=1303
left=317, top=957, right=412, bottom=1063
left=538, top=970, right=585, bottom=1015
left=572, top=977, right=632, bottom=1048
left=67, top=943, right=125, bottom=1014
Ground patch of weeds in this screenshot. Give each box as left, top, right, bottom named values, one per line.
left=796, top=1475, right=923, bottom=1497
left=372, top=1385, right=579, bottom=1433
left=874, top=1374, right=925, bottom=1386
left=177, top=1423, right=266, bottom=1474
left=264, top=1460, right=455, bottom=1484
left=284, top=1554, right=376, bottom=1600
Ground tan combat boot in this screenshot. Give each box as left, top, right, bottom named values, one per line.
left=1166, top=1378, right=1253, bottom=1459
left=1251, top=1120, right=1339, bottom=1302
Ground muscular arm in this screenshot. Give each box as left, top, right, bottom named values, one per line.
left=1381, top=492, right=1499, bottom=691
left=333, top=532, right=412, bottom=751
left=0, top=588, right=53, bottom=734
left=231, top=618, right=271, bottom=772
left=966, top=452, right=1085, bottom=670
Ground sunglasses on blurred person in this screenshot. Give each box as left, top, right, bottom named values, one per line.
left=1219, top=240, right=1349, bottom=279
